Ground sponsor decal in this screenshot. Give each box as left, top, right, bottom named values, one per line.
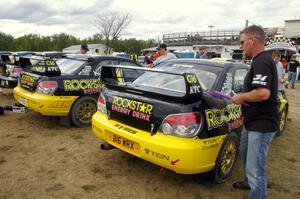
left=79, top=65, right=92, bottom=76
left=202, top=138, right=218, bottom=150
left=205, top=104, right=242, bottom=130
left=114, top=124, right=137, bottom=134
left=111, top=96, right=153, bottom=122
left=20, top=74, right=36, bottom=87
left=33, top=60, right=59, bottom=72
left=63, top=79, right=102, bottom=94
left=171, top=159, right=180, bottom=165
left=49, top=101, right=71, bottom=108
left=228, top=116, right=243, bottom=131
left=185, top=74, right=201, bottom=94
left=186, top=74, right=198, bottom=84
left=144, top=148, right=170, bottom=161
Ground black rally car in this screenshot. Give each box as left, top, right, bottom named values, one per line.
left=92, top=59, right=251, bottom=182
left=13, top=54, right=142, bottom=127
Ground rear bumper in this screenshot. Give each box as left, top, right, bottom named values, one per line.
left=13, top=86, right=78, bottom=116
left=92, top=111, right=226, bottom=174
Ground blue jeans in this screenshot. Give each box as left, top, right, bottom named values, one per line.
left=288, top=71, right=297, bottom=88
left=240, top=129, right=276, bottom=199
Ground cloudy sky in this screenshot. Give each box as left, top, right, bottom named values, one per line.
left=1, top=0, right=299, bottom=40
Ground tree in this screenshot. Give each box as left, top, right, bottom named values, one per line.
left=95, top=12, right=131, bottom=54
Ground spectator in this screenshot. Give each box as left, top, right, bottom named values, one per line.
left=0, top=63, right=7, bottom=76
left=143, top=51, right=153, bottom=67
left=80, top=44, right=89, bottom=54
left=0, top=63, right=8, bottom=95
left=153, top=43, right=176, bottom=66
left=200, top=48, right=208, bottom=59
left=286, top=56, right=300, bottom=89
left=273, top=52, right=285, bottom=96
left=95, top=49, right=99, bottom=54
left=195, top=47, right=204, bottom=59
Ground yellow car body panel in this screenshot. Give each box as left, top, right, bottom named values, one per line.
left=279, top=93, right=288, bottom=112
left=92, top=111, right=227, bottom=174
left=13, top=86, right=78, bottom=116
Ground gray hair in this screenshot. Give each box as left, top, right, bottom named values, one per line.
left=241, top=25, right=266, bottom=44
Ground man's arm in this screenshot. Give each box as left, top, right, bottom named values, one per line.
left=232, top=88, right=270, bottom=105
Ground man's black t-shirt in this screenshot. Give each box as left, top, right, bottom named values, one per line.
left=242, top=51, right=279, bottom=132
left=288, top=60, right=300, bottom=72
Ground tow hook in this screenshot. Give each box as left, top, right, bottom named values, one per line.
left=160, top=167, right=167, bottom=175
left=100, top=142, right=115, bottom=150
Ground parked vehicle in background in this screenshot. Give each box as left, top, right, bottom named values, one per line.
left=112, top=52, right=130, bottom=59
left=0, top=52, right=64, bottom=88
left=13, top=54, right=143, bottom=127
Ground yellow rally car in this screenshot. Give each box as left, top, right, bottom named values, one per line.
left=92, top=59, right=288, bottom=183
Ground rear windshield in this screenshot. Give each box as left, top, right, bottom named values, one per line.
left=133, top=62, right=220, bottom=92
left=56, top=58, right=86, bottom=74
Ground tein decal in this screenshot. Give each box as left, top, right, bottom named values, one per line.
left=205, top=104, right=242, bottom=130
left=63, top=79, right=101, bottom=92
left=111, top=96, right=153, bottom=121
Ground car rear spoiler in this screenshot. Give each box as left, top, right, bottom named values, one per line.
left=100, top=65, right=202, bottom=100
left=22, top=57, right=61, bottom=76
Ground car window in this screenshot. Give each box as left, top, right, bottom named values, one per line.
left=56, top=58, right=86, bottom=75
left=95, top=60, right=112, bottom=73
left=133, top=63, right=219, bottom=92
left=233, top=68, right=248, bottom=93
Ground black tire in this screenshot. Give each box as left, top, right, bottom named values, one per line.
left=277, top=106, right=287, bottom=136
left=214, top=132, right=239, bottom=184
left=70, top=96, right=97, bottom=127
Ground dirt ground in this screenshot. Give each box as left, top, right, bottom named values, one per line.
left=0, top=83, right=300, bottom=199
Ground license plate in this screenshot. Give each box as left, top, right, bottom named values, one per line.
left=107, top=132, right=140, bottom=154
left=19, top=97, right=27, bottom=106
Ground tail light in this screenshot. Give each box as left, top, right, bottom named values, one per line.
left=97, top=92, right=107, bottom=114
left=11, top=67, right=22, bottom=77
left=36, top=81, right=57, bottom=94
left=158, top=112, right=203, bottom=138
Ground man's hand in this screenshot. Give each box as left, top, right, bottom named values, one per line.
left=232, top=93, right=245, bottom=105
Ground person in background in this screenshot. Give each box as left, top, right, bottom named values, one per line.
left=0, top=63, right=8, bottom=95
left=0, top=63, right=7, bottom=76
left=195, top=47, right=204, bottom=58
left=130, top=53, right=138, bottom=62
left=232, top=25, right=278, bottom=199
left=200, top=48, right=208, bottom=59
left=273, top=52, right=286, bottom=97
left=95, top=49, right=99, bottom=54
left=281, top=57, right=287, bottom=72
left=80, top=44, right=89, bottom=54
left=152, top=43, right=176, bottom=66
left=286, top=56, right=300, bottom=89
left=143, top=50, right=153, bottom=68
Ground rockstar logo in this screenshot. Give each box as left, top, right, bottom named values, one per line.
left=139, top=103, right=147, bottom=113
left=145, top=148, right=150, bottom=154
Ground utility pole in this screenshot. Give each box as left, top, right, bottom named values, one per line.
left=208, top=25, right=214, bottom=43
left=245, top=19, right=249, bottom=28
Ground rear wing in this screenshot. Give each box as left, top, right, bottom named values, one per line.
left=100, top=65, right=202, bottom=100
left=21, top=57, right=61, bottom=76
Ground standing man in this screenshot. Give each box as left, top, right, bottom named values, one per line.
left=80, top=44, right=89, bottom=54
left=286, top=56, right=300, bottom=89
left=153, top=43, right=176, bottom=66
left=273, top=51, right=286, bottom=97
left=232, top=25, right=278, bottom=199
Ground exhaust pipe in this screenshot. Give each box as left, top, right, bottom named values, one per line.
left=100, top=142, right=115, bottom=150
